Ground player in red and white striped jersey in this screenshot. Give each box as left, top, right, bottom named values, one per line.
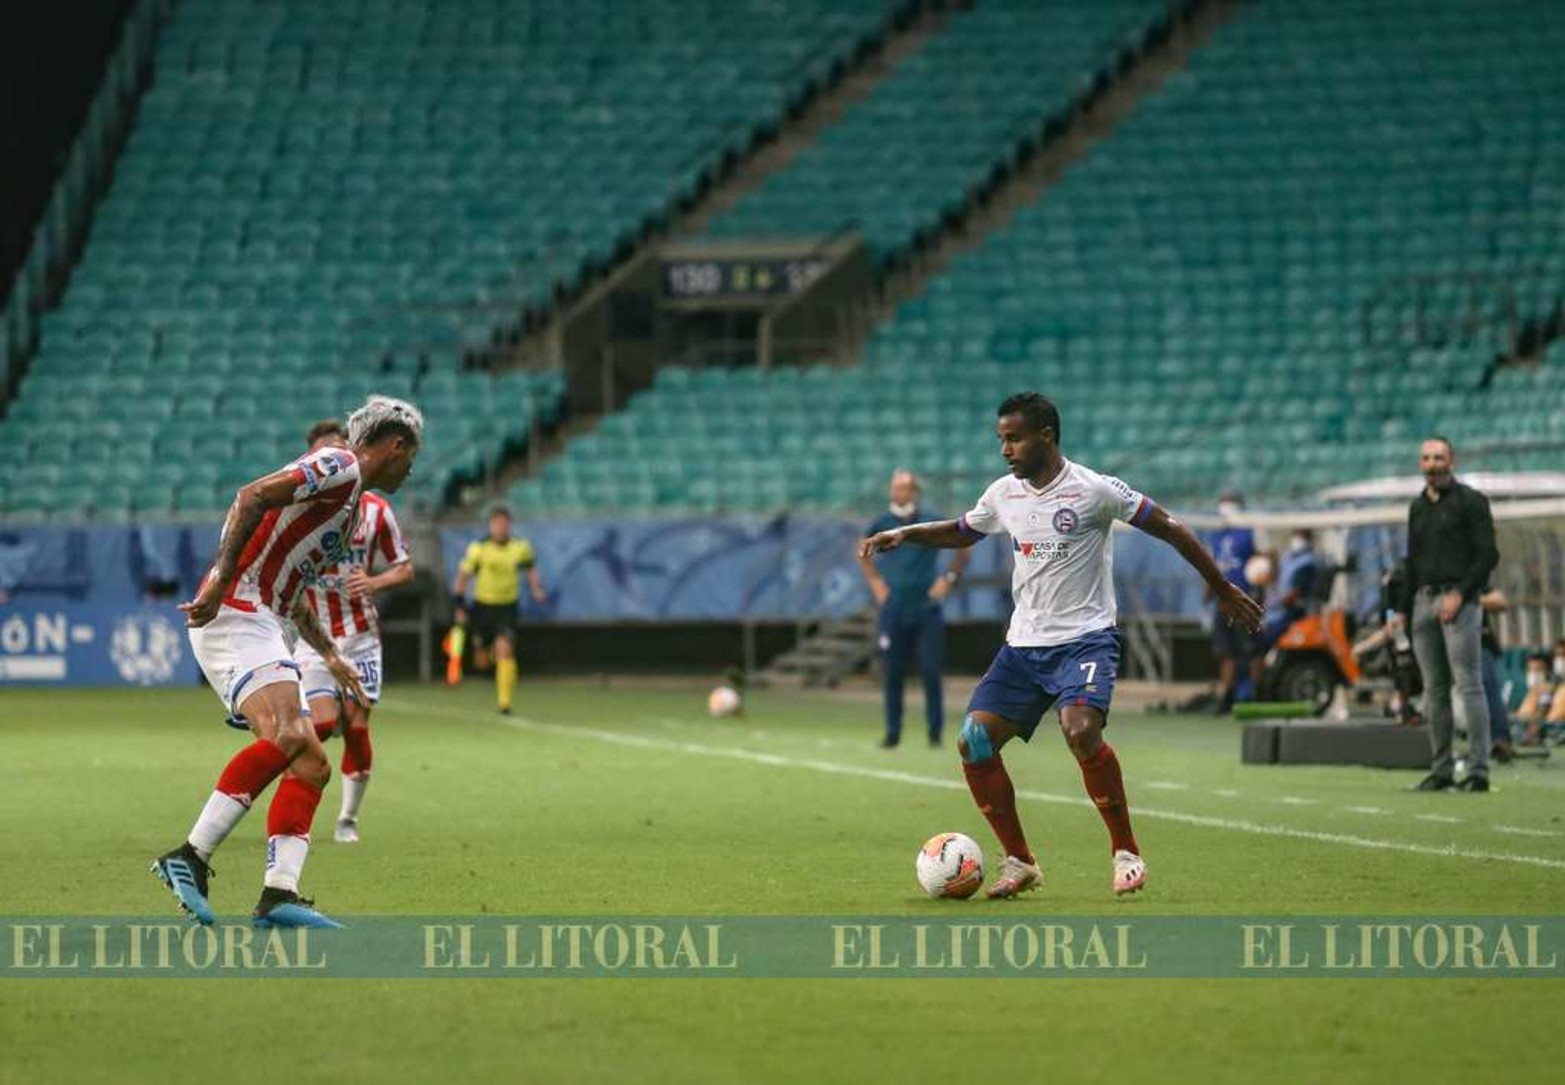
left=294, top=419, right=416, bottom=844
left=151, top=395, right=422, bottom=929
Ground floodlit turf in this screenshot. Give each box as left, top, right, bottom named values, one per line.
left=2, top=680, right=1562, bottom=1084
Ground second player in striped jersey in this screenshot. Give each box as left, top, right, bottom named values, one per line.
left=294, top=419, right=416, bottom=844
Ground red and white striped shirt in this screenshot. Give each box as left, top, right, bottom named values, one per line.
left=299, top=492, right=410, bottom=638
left=221, top=446, right=364, bottom=619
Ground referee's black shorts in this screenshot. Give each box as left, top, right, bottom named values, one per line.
left=470, top=601, right=519, bottom=645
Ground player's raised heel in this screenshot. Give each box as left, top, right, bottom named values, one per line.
left=150, top=843, right=215, bottom=925
left=984, top=854, right=1044, bottom=899
left=1112, top=849, right=1148, bottom=896
left=252, top=887, right=343, bottom=929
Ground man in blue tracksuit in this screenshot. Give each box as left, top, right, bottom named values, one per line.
left=858, top=470, right=971, bottom=748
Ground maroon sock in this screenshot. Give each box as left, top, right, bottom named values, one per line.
left=312, top=720, right=337, bottom=744
left=215, top=739, right=290, bottom=807
left=962, top=755, right=1034, bottom=864
left=1077, top=743, right=1139, bottom=854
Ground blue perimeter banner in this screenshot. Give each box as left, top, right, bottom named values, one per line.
left=0, top=601, right=200, bottom=688
left=4, top=916, right=1561, bottom=979
left=0, top=519, right=1212, bottom=684
left=438, top=517, right=1206, bottom=622
left=0, top=523, right=214, bottom=687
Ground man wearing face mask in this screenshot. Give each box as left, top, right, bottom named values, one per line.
left=858, top=470, right=972, bottom=748
left=1208, top=490, right=1259, bottom=712
left=1514, top=654, right=1554, bottom=746
left=1399, top=437, right=1499, bottom=792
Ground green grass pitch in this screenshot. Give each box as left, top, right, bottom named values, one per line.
left=2, top=679, right=1562, bottom=1084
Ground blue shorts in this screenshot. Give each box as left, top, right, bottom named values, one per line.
left=967, top=628, right=1120, bottom=741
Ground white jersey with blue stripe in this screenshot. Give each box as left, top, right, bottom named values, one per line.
left=959, top=458, right=1154, bottom=648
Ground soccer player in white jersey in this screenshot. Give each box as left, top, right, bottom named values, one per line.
left=151, top=396, right=423, bottom=928
left=862, top=393, right=1262, bottom=898
left=295, top=419, right=415, bottom=844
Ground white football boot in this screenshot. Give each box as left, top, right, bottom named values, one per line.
left=984, top=854, right=1044, bottom=899
left=1112, top=849, right=1147, bottom=895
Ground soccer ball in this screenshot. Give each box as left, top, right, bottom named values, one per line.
left=706, top=685, right=742, bottom=718
left=915, top=832, right=984, bottom=899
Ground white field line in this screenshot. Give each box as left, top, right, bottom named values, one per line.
left=1278, top=797, right=1317, bottom=806
left=1343, top=806, right=1388, bottom=816
left=1145, top=781, right=1190, bottom=791
left=1494, top=825, right=1565, bottom=838
left=388, top=699, right=1565, bottom=873
left=1415, top=813, right=1464, bottom=825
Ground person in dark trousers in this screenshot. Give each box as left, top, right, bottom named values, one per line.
left=1207, top=489, right=1259, bottom=712
left=858, top=470, right=971, bottom=748
left=1479, top=588, right=1514, bottom=763
left=1399, top=437, right=1499, bottom=792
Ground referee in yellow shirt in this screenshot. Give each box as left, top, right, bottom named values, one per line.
left=450, top=506, right=547, bottom=714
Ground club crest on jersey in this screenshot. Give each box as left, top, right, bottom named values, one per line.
left=1053, top=507, right=1080, bottom=535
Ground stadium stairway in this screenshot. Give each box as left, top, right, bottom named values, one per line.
left=754, top=609, right=879, bottom=689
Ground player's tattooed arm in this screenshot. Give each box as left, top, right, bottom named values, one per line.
left=289, top=599, right=337, bottom=659
left=1137, top=505, right=1265, bottom=633
left=290, top=599, right=370, bottom=706
left=180, top=467, right=316, bottom=627
left=858, top=519, right=977, bottom=559
left=211, top=469, right=309, bottom=586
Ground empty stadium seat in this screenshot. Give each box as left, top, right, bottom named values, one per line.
left=516, top=0, right=1565, bottom=515
left=0, top=0, right=908, bottom=520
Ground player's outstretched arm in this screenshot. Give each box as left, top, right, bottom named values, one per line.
left=180, top=468, right=315, bottom=627
left=1137, top=504, right=1264, bottom=633
left=858, top=519, right=977, bottom=559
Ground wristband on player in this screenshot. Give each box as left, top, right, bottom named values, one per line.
left=451, top=593, right=467, bottom=610
left=943, top=571, right=960, bottom=585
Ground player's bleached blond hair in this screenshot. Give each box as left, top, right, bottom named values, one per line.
left=347, top=394, right=424, bottom=448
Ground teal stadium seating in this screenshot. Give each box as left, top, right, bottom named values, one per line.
left=707, top=0, right=1175, bottom=259
left=517, top=0, right=1565, bottom=514
left=0, top=0, right=908, bottom=520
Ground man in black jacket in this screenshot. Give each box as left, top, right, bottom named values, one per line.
left=1399, top=437, right=1499, bottom=792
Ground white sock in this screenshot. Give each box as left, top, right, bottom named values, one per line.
left=187, top=791, right=249, bottom=861
left=340, top=772, right=370, bottom=822
left=263, top=835, right=310, bottom=892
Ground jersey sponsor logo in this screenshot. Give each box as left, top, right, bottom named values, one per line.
left=1015, top=539, right=1070, bottom=561
left=320, top=530, right=350, bottom=565
left=1053, top=507, right=1080, bottom=535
